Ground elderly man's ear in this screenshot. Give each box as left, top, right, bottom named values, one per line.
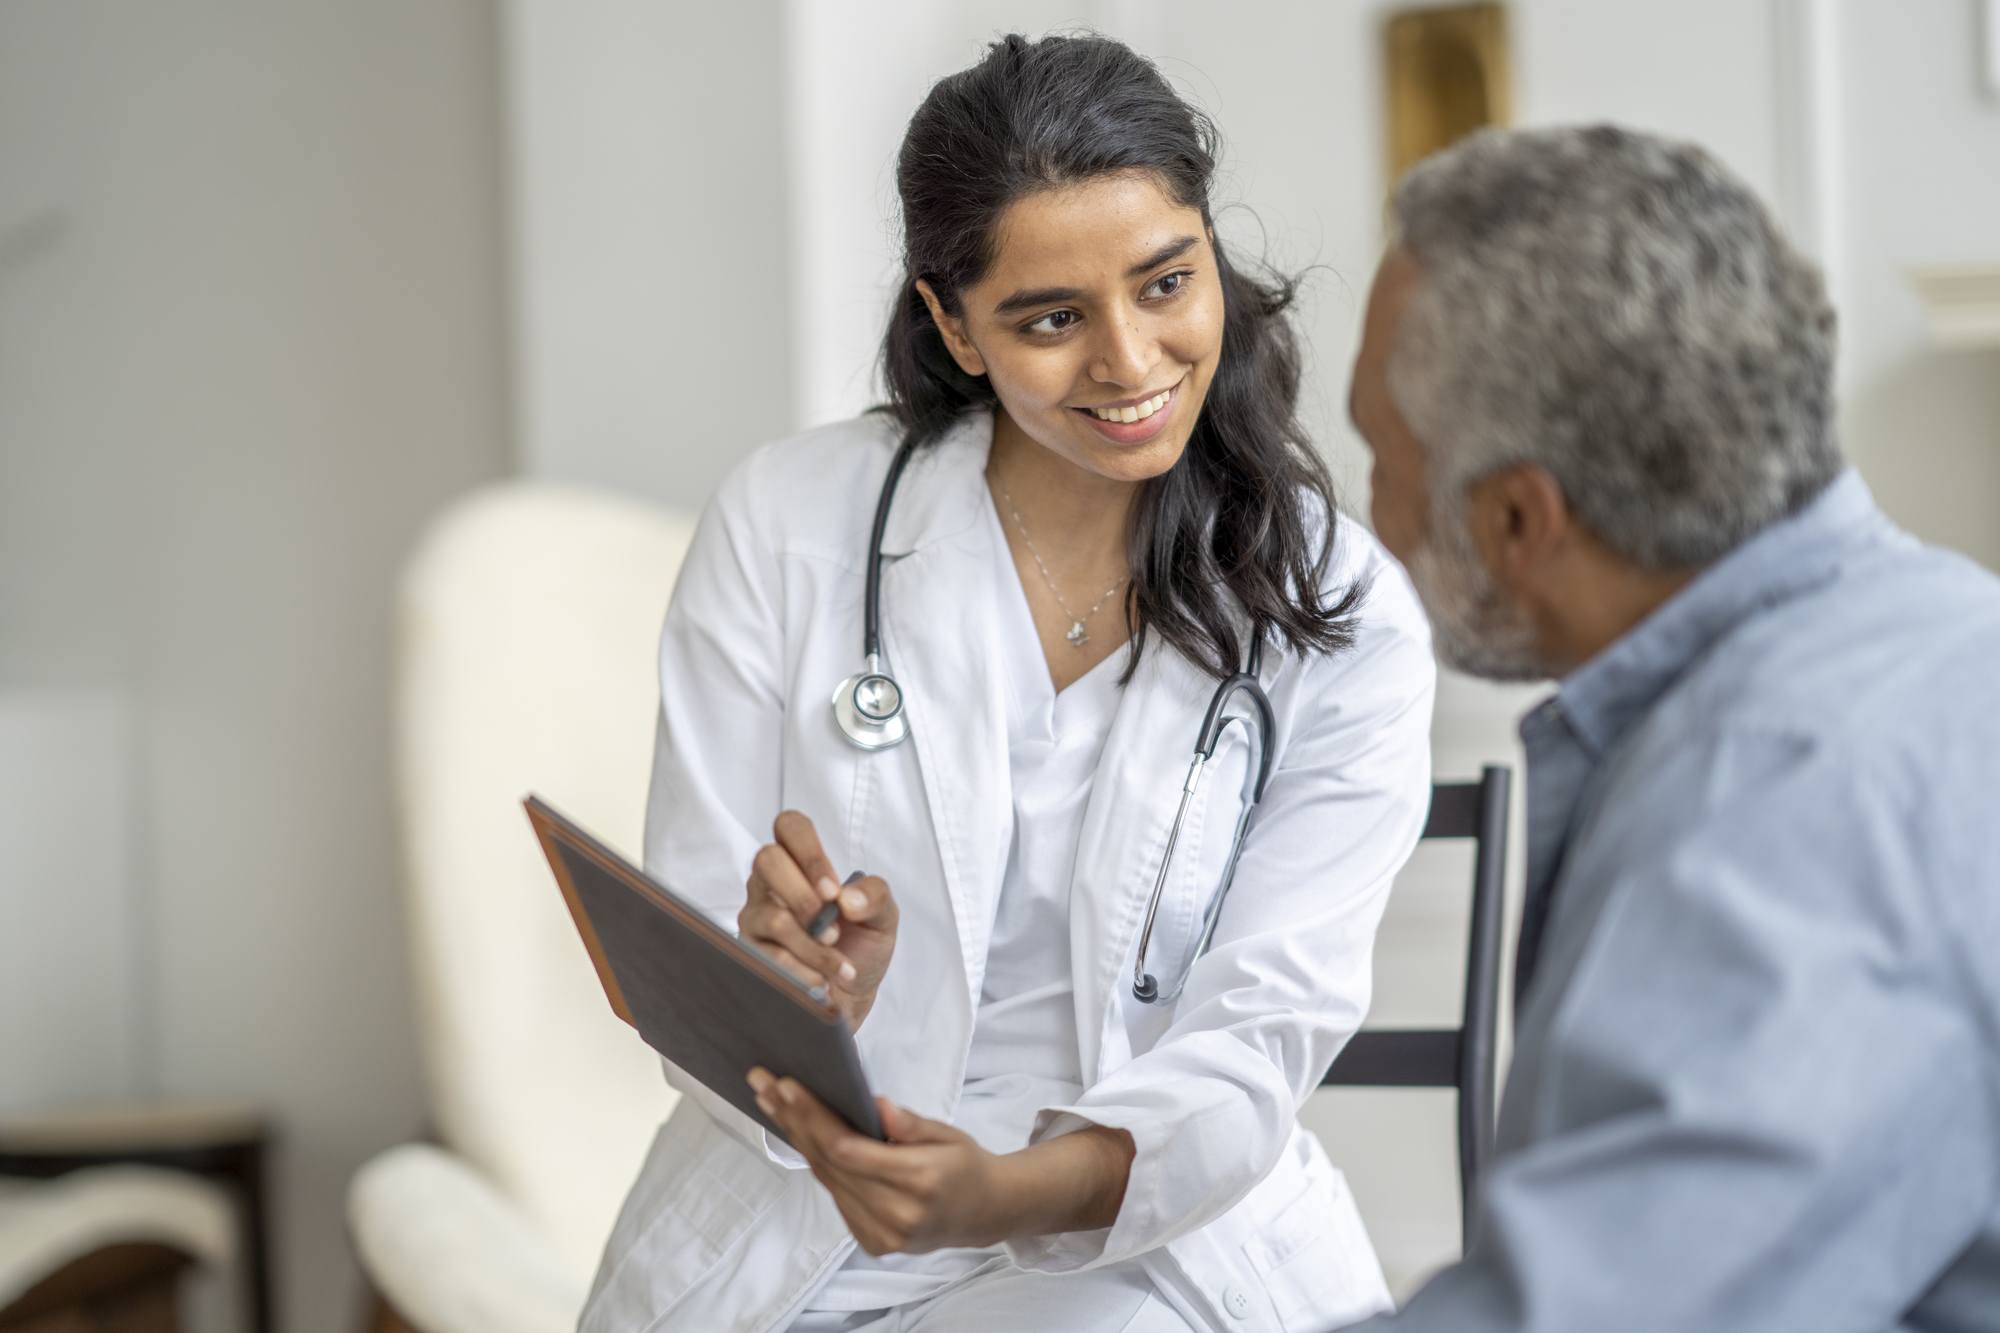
left=1465, top=463, right=1574, bottom=594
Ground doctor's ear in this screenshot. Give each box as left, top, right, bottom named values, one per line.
left=913, top=279, right=987, bottom=379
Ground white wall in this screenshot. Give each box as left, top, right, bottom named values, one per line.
left=0, top=697, right=144, bottom=1113
left=502, top=0, right=797, bottom=509
left=1837, top=0, right=2000, bottom=572
left=0, top=3, right=511, bottom=1329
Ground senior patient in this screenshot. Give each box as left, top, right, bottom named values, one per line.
left=1343, top=124, right=2000, bottom=1331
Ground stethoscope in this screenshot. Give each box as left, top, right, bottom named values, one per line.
left=832, top=433, right=1274, bottom=1005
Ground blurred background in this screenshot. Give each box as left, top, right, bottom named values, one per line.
left=2, top=2, right=1995, bottom=1330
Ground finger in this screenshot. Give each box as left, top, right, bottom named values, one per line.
left=771, top=1076, right=849, bottom=1153
left=750, top=1069, right=823, bottom=1153
left=750, top=902, right=857, bottom=988
left=877, top=1098, right=960, bottom=1146
left=827, top=1182, right=907, bottom=1255
left=748, top=1066, right=787, bottom=1129
left=836, top=874, right=898, bottom=931
left=758, top=1081, right=927, bottom=1250
left=749, top=942, right=826, bottom=992
left=748, top=841, right=828, bottom=932
left=807, top=1148, right=922, bottom=1251
left=773, top=810, right=842, bottom=903
left=799, top=1097, right=948, bottom=1183
left=773, top=1077, right=905, bottom=1177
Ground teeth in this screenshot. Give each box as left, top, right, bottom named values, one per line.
left=1090, top=389, right=1171, bottom=423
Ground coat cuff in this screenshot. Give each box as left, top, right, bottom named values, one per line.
left=761, top=1129, right=810, bottom=1170
left=1003, top=1105, right=1169, bottom=1273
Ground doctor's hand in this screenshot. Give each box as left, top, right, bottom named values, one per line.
left=745, top=1071, right=1137, bottom=1256
left=747, top=1072, right=1008, bottom=1255
left=739, top=810, right=898, bottom=1030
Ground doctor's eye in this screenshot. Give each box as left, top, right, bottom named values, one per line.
left=1021, top=308, right=1081, bottom=338
left=1143, top=269, right=1195, bottom=301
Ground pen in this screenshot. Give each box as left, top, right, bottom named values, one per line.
left=807, top=870, right=865, bottom=942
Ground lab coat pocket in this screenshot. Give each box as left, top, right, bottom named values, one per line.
left=1242, top=1168, right=1390, bottom=1331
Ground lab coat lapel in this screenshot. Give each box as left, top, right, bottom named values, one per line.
left=875, top=413, right=1010, bottom=1010
left=1067, top=635, right=1220, bottom=1077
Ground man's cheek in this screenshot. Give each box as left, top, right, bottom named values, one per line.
left=1374, top=495, right=1419, bottom=567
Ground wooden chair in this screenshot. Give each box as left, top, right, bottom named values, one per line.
left=1321, top=766, right=1513, bottom=1248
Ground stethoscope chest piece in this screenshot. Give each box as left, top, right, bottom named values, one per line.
left=833, top=659, right=908, bottom=750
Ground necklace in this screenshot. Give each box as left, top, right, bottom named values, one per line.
left=993, top=475, right=1126, bottom=648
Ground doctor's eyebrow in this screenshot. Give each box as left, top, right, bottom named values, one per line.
left=991, top=235, right=1202, bottom=316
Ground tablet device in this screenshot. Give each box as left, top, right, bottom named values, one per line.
left=523, top=794, right=884, bottom=1143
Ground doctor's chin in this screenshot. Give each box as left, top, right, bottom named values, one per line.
left=5, top=5, right=1998, bottom=1333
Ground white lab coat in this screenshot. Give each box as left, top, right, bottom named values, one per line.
left=579, top=409, right=1436, bottom=1332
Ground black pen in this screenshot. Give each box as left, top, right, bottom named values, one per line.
left=807, top=870, right=865, bottom=941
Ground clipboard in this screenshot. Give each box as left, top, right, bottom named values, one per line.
left=523, top=794, right=884, bottom=1143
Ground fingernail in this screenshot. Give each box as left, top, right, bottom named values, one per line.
left=778, top=1081, right=797, bottom=1104
left=838, top=960, right=857, bottom=983
left=817, top=924, right=840, bottom=945
left=746, top=1068, right=770, bottom=1092
left=818, top=876, right=840, bottom=901
left=756, top=1095, right=774, bottom=1116
left=840, top=889, right=867, bottom=914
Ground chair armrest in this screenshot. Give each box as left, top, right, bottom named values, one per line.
left=0, top=1166, right=234, bottom=1311
left=347, top=1144, right=586, bottom=1333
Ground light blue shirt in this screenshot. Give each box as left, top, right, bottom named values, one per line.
left=1354, top=471, right=2000, bottom=1332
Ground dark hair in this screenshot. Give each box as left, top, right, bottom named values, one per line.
left=879, top=31, right=1364, bottom=682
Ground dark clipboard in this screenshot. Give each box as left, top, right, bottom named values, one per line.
left=523, top=794, right=885, bottom=1143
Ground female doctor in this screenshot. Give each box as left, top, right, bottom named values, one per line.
left=581, top=33, right=1435, bottom=1333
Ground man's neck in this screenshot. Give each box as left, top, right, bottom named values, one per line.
left=1535, top=561, right=1700, bottom=678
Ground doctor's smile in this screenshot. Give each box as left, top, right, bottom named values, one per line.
left=1070, top=374, right=1186, bottom=444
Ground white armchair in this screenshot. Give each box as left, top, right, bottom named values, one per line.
left=348, top=482, right=697, bottom=1333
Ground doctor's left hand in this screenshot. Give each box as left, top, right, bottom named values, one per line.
left=746, top=1069, right=1137, bottom=1255
left=746, top=1072, right=1009, bottom=1255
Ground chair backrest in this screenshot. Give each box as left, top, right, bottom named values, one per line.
left=1320, top=766, right=1512, bottom=1249
left=394, top=481, right=697, bottom=1283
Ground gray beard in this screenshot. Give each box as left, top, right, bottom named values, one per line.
left=1404, top=503, right=1549, bottom=683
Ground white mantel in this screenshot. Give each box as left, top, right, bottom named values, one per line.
left=1907, top=266, right=2000, bottom=349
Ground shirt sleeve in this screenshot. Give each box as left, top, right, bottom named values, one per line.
left=1008, top=559, right=1437, bottom=1272
left=640, top=453, right=810, bottom=1168
left=1349, top=726, right=2000, bottom=1332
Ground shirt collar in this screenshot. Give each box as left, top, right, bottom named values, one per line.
left=1532, top=469, right=1891, bottom=760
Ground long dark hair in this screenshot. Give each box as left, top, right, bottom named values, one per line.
left=879, top=31, right=1364, bottom=681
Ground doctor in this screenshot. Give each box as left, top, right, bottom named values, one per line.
left=581, top=32, right=1435, bottom=1333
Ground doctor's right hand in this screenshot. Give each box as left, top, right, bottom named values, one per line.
left=739, top=810, right=899, bottom=1030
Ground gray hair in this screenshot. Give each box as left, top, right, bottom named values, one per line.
left=1387, top=124, right=1841, bottom=570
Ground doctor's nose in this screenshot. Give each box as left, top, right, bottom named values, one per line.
left=1089, top=312, right=1161, bottom=389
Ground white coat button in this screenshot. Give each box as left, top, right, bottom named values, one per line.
left=1223, top=1285, right=1252, bottom=1319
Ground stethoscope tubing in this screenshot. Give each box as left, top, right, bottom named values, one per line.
left=861, top=432, right=921, bottom=661
left=833, top=426, right=1273, bottom=1004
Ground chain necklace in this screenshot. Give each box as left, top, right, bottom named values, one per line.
left=993, top=475, right=1126, bottom=648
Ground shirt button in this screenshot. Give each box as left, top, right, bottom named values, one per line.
left=1223, top=1284, right=1252, bottom=1319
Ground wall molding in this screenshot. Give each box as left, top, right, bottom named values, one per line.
left=1907, top=265, right=2000, bottom=348
left=1772, top=0, right=1846, bottom=382
left=1984, top=0, right=2000, bottom=98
